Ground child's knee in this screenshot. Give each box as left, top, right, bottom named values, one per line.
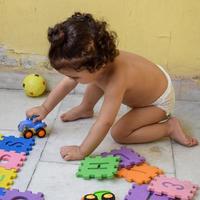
left=111, top=127, right=124, bottom=143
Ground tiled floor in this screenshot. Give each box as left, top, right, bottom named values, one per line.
left=0, top=89, right=199, bottom=199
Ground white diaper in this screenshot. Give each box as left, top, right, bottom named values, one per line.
left=151, top=65, right=175, bottom=116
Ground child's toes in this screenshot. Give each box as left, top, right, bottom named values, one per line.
left=191, top=137, right=198, bottom=146
left=187, top=137, right=198, bottom=147
left=63, top=154, right=71, bottom=161
left=60, top=114, right=66, bottom=121
left=60, top=146, right=68, bottom=156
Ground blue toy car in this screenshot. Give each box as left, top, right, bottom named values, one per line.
left=18, top=116, right=47, bottom=139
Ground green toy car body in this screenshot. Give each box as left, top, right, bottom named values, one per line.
left=82, top=190, right=115, bottom=200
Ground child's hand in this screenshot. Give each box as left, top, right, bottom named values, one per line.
left=26, top=105, right=48, bottom=122
left=60, top=145, right=85, bottom=161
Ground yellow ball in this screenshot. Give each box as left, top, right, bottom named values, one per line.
left=23, top=74, right=46, bottom=97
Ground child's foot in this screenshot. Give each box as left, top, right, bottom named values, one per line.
left=60, top=105, right=94, bottom=122
left=168, top=117, right=198, bottom=147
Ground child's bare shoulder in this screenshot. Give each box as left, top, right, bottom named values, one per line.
left=104, top=51, right=138, bottom=82
left=97, top=50, right=158, bottom=92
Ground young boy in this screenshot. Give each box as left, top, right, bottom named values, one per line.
left=26, top=12, right=198, bottom=161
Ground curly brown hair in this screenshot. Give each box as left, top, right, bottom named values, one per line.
left=48, top=12, right=119, bottom=73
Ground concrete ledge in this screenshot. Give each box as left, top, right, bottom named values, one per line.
left=0, top=67, right=199, bottom=101
left=0, top=69, right=69, bottom=92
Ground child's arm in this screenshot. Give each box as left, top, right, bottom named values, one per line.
left=26, top=76, right=77, bottom=121
left=42, top=76, right=77, bottom=113
left=61, top=75, right=125, bottom=160
left=80, top=83, right=125, bottom=156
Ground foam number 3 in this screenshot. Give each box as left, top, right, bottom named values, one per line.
left=162, top=181, right=184, bottom=190
left=148, top=175, right=199, bottom=200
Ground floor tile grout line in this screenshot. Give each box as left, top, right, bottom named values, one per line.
left=0, top=128, right=18, bottom=132
left=25, top=158, right=41, bottom=190
left=38, top=160, right=175, bottom=174
left=0, top=88, right=23, bottom=91
left=170, top=139, right=177, bottom=177
left=26, top=100, right=64, bottom=190
left=26, top=137, right=54, bottom=189
left=38, top=100, right=64, bottom=160
left=39, top=160, right=80, bottom=166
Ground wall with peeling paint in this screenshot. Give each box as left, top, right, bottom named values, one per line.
left=0, top=0, right=200, bottom=78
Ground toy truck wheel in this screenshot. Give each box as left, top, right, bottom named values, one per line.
left=83, top=194, right=98, bottom=200
left=102, top=192, right=115, bottom=200
left=37, top=128, right=46, bottom=138
left=23, top=130, right=34, bottom=139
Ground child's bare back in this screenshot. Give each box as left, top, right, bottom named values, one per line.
left=95, top=51, right=168, bottom=108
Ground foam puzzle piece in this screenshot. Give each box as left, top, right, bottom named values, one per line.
left=101, top=146, right=145, bottom=168
left=76, top=155, right=120, bottom=179
left=0, top=136, right=35, bottom=155
left=0, top=150, right=26, bottom=171
left=118, top=163, right=163, bottom=184
left=0, top=188, right=5, bottom=197
left=0, top=189, right=44, bottom=200
left=0, top=135, right=3, bottom=141
left=148, top=175, right=199, bottom=200
left=124, top=184, right=150, bottom=200
left=0, top=167, right=17, bottom=189
left=124, top=184, right=172, bottom=200
left=150, top=194, right=173, bottom=200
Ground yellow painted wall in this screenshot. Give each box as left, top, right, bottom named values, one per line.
left=0, top=0, right=200, bottom=77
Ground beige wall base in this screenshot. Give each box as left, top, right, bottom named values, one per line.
left=0, top=66, right=199, bottom=101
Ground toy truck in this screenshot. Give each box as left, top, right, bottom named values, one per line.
left=18, top=116, right=47, bottom=139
